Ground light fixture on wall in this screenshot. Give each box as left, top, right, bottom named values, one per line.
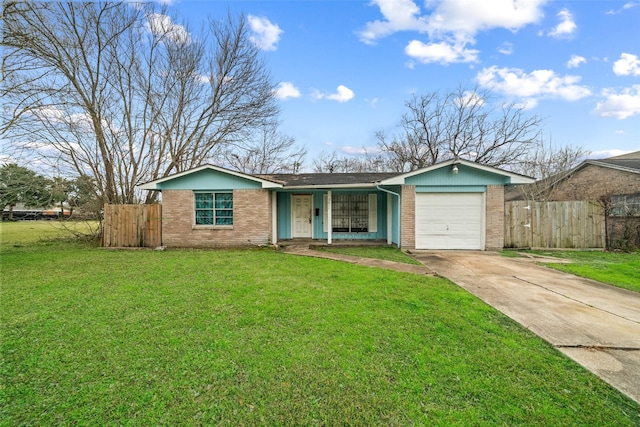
left=452, top=164, right=459, bottom=175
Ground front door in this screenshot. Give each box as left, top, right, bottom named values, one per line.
left=292, top=195, right=312, bottom=238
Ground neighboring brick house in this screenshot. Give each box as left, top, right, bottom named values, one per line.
left=506, top=151, right=640, bottom=202
left=140, top=159, right=533, bottom=250
left=505, top=151, right=640, bottom=249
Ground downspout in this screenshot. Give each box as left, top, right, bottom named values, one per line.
left=376, top=185, right=401, bottom=249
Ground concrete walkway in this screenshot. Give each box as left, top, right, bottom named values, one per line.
left=282, top=244, right=640, bottom=403
left=281, top=244, right=435, bottom=276
left=410, top=250, right=640, bottom=404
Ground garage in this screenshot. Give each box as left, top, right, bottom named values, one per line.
left=415, top=192, right=484, bottom=250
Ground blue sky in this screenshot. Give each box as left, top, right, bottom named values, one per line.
left=170, top=0, right=639, bottom=163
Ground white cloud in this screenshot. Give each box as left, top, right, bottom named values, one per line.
left=146, top=13, right=190, bottom=44
left=358, top=0, right=428, bottom=45
left=613, top=53, right=640, bottom=76
left=606, top=2, right=639, bottom=14
left=359, top=0, right=546, bottom=65
left=475, top=66, right=592, bottom=104
left=455, top=91, right=485, bottom=107
left=248, top=15, right=283, bottom=51
left=498, top=42, right=513, bottom=55
left=596, top=85, right=640, bottom=119
left=567, top=55, right=587, bottom=68
left=274, top=82, right=301, bottom=100
left=359, top=0, right=546, bottom=42
left=425, top=0, right=547, bottom=35
left=548, top=8, right=576, bottom=38
left=314, top=85, right=355, bottom=103
left=405, top=39, right=479, bottom=64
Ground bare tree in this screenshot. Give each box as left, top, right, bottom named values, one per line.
left=216, top=122, right=306, bottom=174
left=311, top=150, right=389, bottom=173
left=376, top=87, right=544, bottom=172
left=1, top=2, right=279, bottom=204
left=510, top=141, right=590, bottom=200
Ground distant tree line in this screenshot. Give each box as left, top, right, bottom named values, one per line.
left=0, top=164, right=99, bottom=220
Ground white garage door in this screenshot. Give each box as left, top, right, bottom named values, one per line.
left=415, top=193, right=484, bottom=250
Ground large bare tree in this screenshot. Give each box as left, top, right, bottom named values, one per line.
left=216, top=122, right=306, bottom=174
left=1, top=1, right=279, bottom=204
left=376, top=87, right=544, bottom=172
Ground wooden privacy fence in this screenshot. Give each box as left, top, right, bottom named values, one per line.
left=103, top=204, right=162, bottom=248
left=504, top=200, right=605, bottom=249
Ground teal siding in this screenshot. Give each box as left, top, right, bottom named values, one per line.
left=406, top=164, right=507, bottom=186
left=158, top=169, right=262, bottom=190
left=276, top=190, right=388, bottom=241
left=277, top=193, right=292, bottom=240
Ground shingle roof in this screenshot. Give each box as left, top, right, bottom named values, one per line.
left=592, top=157, right=640, bottom=173
left=255, top=172, right=399, bottom=187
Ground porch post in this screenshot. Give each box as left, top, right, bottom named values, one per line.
left=387, top=195, right=392, bottom=245
left=271, top=191, right=277, bottom=245
left=327, top=190, right=332, bottom=245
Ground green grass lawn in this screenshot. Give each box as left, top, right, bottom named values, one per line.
left=313, top=245, right=423, bottom=265
left=1, top=223, right=639, bottom=425
left=529, top=250, right=640, bottom=293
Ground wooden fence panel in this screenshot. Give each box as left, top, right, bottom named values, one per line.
left=504, top=201, right=605, bottom=249
left=102, top=204, right=162, bottom=248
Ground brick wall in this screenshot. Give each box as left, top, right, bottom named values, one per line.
left=485, top=185, right=504, bottom=250
left=549, top=165, right=640, bottom=201
left=162, top=189, right=272, bottom=248
left=400, top=185, right=415, bottom=249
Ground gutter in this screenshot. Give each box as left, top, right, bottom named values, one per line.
left=376, top=185, right=401, bottom=248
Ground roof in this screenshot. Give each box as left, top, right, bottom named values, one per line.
left=139, top=159, right=534, bottom=190
left=138, top=164, right=283, bottom=190
left=256, top=172, right=399, bottom=188
left=606, top=151, right=640, bottom=160
left=589, top=156, right=640, bottom=174
left=379, top=158, right=534, bottom=185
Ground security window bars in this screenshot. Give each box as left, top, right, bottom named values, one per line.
left=332, top=194, right=368, bottom=232
left=195, top=192, right=233, bottom=225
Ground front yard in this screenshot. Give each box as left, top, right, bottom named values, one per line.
left=1, top=222, right=638, bottom=425
left=528, top=250, right=640, bottom=293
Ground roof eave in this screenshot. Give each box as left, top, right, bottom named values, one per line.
left=137, top=164, right=283, bottom=191
left=281, top=183, right=379, bottom=190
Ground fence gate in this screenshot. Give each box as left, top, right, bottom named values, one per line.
left=504, top=200, right=605, bottom=249
left=103, top=204, right=162, bottom=248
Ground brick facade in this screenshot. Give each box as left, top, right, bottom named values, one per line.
left=400, top=185, right=416, bottom=249
left=162, top=189, right=272, bottom=248
left=485, top=185, right=504, bottom=250
left=549, top=164, right=640, bottom=201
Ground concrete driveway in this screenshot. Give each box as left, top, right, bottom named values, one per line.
left=410, top=250, right=640, bottom=404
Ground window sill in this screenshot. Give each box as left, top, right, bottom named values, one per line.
left=192, top=225, right=234, bottom=230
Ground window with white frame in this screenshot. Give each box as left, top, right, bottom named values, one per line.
left=194, top=192, right=233, bottom=225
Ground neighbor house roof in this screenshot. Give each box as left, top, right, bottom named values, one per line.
left=589, top=151, right=640, bottom=174
left=504, top=151, right=640, bottom=201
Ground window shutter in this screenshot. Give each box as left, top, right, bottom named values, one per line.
left=323, top=194, right=328, bottom=232
left=368, top=193, right=378, bottom=233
